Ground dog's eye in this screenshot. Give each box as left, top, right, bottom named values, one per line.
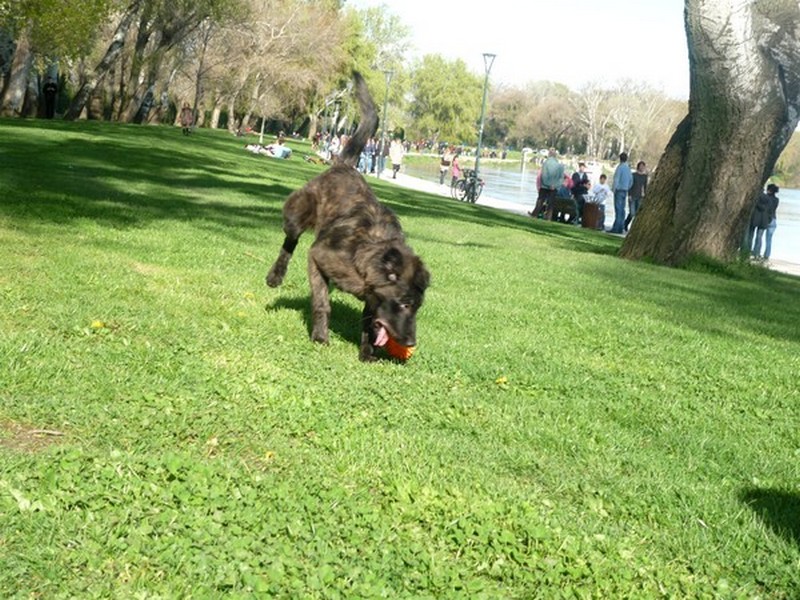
left=387, top=273, right=398, bottom=282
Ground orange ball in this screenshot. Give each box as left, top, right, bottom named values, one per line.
left=385, top=336, right=416, bottom=361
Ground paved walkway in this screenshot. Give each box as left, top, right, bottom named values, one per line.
left=378, top=170, right=529, bottom=215
left=376, top=169, right=800, bottom=278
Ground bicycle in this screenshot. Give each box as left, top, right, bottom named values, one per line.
left=450, top=169, right=484, bottom=203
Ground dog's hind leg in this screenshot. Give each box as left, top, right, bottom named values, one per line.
left=307, top=249, right=331, bottom=344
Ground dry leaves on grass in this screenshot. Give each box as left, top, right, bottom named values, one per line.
left=0, top=420, right=66, bottom=453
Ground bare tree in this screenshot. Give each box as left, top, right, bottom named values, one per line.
left=197, top=0, right=345, bottom=133
left=607, top=80, right=642, bottom=157
left=571, top=82, right=611, bottom=158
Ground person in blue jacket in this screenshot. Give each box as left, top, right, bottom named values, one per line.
left=610, top=152, right=632, bottom=234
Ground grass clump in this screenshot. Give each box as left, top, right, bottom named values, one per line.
left=1, top=119, right=799, bottom=598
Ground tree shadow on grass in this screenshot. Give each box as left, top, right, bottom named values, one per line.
left=0, top=120, right=308, bottom=233
left=740, top=488, right=800, bottom=548
left=0, top=119, right=623, bottom=265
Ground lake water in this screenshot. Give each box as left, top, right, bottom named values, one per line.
left=404, top=160, right=800, bottom=264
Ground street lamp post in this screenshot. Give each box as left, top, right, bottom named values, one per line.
left=377, top=69, right=393, bottom=179
left=474, top=53, right=496, bottom=182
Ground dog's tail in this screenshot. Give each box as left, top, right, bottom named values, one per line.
left=337, top=72, right=378, bottom=168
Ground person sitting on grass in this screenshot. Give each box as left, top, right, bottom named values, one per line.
left=244, top=137, right=292, bottom=159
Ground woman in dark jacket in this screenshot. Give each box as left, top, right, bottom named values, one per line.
left=750, top=183, right=779, bottom=260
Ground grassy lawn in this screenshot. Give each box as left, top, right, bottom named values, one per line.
left=1, top=119, right=799, bottom=598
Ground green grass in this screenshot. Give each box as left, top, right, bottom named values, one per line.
left=1, top=119, right=799, bottom=598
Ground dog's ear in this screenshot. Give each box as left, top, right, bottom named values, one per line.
left=382, top=247, right=403, bottom=281
left=413, top=258, right=430, bottom=293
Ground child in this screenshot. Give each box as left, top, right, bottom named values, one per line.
left=589, top=173, right=612, bottom=230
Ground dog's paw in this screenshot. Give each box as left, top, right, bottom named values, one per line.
left=266, top=266, right=284, bottom=288
left=358, top=348, right=378, bottom=362
left=311, top=330, right=329, bottom=344
left=359, top=344, right=377, bottom=362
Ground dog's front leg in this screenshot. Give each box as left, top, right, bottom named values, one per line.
left=266, top=237, right=297, bottom=288
left=359, top=304, right=377, bottom=362
left=307, top=252, right=330, bottom=344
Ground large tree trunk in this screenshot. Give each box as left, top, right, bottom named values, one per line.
left=307, top=112, right=319, bottom=141
left=118, top=4, right=154, bottom=123
left=0, top=28, right=15, bottom=94
left=620, top=0, right=800, bottom=266
left=226, top=96, right=238, bottom=133
left=0, top=26, right=33, bottom=117
left=21, top=69, right=38, bottom=117
left=64, top=1, right=141, bottom=121
left=209, top=99, right=222, bottom=129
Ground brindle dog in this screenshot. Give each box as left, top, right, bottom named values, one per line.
left=266, top=72, right=430, bottom=361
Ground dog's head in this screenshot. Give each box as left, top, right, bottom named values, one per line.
left=368, top=246, right=430, bottom=348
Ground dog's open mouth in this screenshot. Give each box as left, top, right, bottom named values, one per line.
left=373, top=320, right=390, bottom=347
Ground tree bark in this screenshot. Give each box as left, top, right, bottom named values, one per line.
left=64, top=1, right=141, bottom=121
left=117, top=3, right=153, bottom=123
left=620, top=0, right=800, bottom=265
left=0, top=25, right=33, bottom=117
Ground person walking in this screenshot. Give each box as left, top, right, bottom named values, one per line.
left=179, top=103, right=194, bottom=135
left=624, top=161, right=648, bottom=231
left=43, top=77, right=58, bottom=119
left=610, top=152, right=633, bottom=234
left=389, top=137, right=405, bottom=179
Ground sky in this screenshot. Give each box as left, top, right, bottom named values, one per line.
left=347, top=0, right=690, bottom=100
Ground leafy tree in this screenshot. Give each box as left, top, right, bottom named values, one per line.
left=621, top=0, right=800, bottom=266
left=1, top=0, right=112, bottom=58
left=205, top=0, right=346, bottom=133
left=319, top=5, right=410, bottom=139
left=775, top=132, right=800, bottom=187
left=63, top=0, right=143, bottom=120
left=507, top=81, right=576, bottom=153
left=63, top=0, right=240, bottom=121
left=482, top=84, right=526, bottom=149
left=409, top=54, right=481, bottom=144
left=0, top=0, right=113, bottom=116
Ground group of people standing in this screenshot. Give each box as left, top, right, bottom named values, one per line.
left=609, top=153, right=649, bottom=234
left=530, top=149, right=782, bottom=261
left=312, top=132, right=407, bottom=179
left=529, top=149, right=649, bottom=232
